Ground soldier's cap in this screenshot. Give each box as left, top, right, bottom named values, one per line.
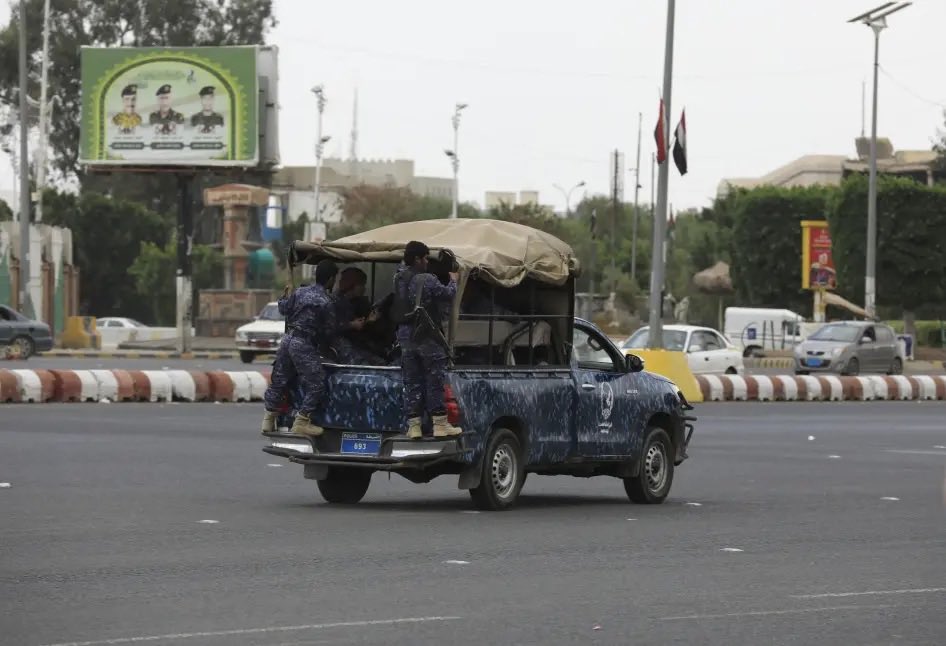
left=199, top=85, right=215, bottom=97
left=315, top=259, right=339, bottom=286
left=121, top=84, right=138, bottom=97
left=156, top=84, right=172, bottom=96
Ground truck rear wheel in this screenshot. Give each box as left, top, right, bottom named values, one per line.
left=624, top=426, right=674, bottom=504
left=469, top=429, right=524, bottom=511
left=317, top=467, right=372, bottom=504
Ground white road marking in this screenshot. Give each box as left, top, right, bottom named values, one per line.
left=660, top=604, right=893, bottom=621
left=886, top=449, right=946, bottom=456
left=719, top=548, right=744, bottom=552
left=684, top=502, right=702, bottom=507
left=880, top=497, right=900, bottom=501
left=808, top=435, right=815, bottom=441
left=38, top=616, right=463, bottom=646
left=0, top=482, right=10, bottom=488
left=196, top=519, right=219, bottom=524
left=934, top=445, right=946, bottom=450
left=266, top=463, right=284, bottom=467
left=828, top=455, right=842, bottom=459
left=626, top=518, right=638, bottom=521
left=443, top=560, right=470, bottom=565
left=791, top=587, right=946, bottom=599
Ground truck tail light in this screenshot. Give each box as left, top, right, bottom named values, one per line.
left=444, top=384, right=460, bottom=425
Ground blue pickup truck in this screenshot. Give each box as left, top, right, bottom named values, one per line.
left=262, top=219, right=695, bottom=511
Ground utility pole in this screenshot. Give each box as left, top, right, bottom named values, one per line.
left=17, top=0, right=32, bottom=318
left=610, top=149, right=620, bottom=284
left=648, top=0, right=676, bottom=349
left=306, top=85, right=328, bottom=278
left=446, top=102, right=468, bottom=218
left=176, top=175, right=193, bottom=354
left=34, top=0, right=51, bottom=225
left=631, top=112, right=642, bottom=283
left=848, top=2, right=911, bottom=320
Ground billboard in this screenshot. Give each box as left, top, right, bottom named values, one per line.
left=79, top=46, right=259, bottom=167
left=801, top=220, right=836, bottom=290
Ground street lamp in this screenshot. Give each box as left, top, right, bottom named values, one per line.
left=848, top=1, right=911, bottom=320
left=306, top=85, right=327, bottom=278
left=447, top=102, right=468, bottom=218
left=552, top=180, right=586, bottom=217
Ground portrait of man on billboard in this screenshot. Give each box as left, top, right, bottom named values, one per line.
left=112, top=84, right=142, bottom=134
left=809, top=252, right=837, bottom=289
left=190, top=85, right=225, bottom=133
left=149, top=84, right=185, bottom=135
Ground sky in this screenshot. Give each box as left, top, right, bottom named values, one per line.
left=3, top=0, right=946, bottom=213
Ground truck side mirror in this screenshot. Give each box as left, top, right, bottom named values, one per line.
left=626, top=354, right=645, bottom=373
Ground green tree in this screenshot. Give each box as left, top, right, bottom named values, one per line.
left=0, top=0, right=277, bottom=180
left=128, top=238, right=223, bottom=324
left=729, top=185, right=835, bottom=315
left=329, top=185, right=474, bottom=238
left=40, top=188, right=173, bottom=319
left=828, top=174, right=946, bottom=335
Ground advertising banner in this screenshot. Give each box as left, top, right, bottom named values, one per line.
left=79, top=46, right=259, bottom=167
left=801, top=220, right=836, bottom=290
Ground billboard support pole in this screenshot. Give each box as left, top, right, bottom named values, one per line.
left=177, top=174, right=194, bottom=354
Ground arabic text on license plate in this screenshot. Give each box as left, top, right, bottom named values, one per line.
left=341, top=432, right=382, bottom=456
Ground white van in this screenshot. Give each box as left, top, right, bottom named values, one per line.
left=724, top=307, right=805, bottom=357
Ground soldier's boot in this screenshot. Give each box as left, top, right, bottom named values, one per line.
left=432, top=414, right=462, bottom=438
left=261, top=410, right=277, bottom=434
left=291, top=413, right=324, bottom=437
left=406, top=417, right=423, bottom=440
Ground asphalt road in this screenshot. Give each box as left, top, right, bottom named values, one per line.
left=16, top=355, right=946, bottom=375
left=2, top=402, right=945, bottom=646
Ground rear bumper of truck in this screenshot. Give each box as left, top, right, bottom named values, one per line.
left=262, top=430, right=473, bottom=471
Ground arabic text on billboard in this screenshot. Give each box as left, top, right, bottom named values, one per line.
left=801, top=220, right=836, bottom=290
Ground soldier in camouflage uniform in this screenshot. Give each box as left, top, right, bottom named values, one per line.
left=190, top=86, right=225, bottom=133
left=149, top=84, right=185, bottom=135
left=331, top=267, right=386, bottom=365
left=261, top=260, right=339, bottom=437
left=394, top=241, right=461, bottom=439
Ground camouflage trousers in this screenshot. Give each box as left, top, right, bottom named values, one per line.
left=401, top=343, right=448, bottom=418
left=264, top=334, right=326, bottom=417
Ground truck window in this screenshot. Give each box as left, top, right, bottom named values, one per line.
left=572, top=327, right=620, bottom=371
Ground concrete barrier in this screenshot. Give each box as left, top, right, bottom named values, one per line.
left=695, top=374, right=946, bottom=402
left=2, top=371, right=945, bottom=405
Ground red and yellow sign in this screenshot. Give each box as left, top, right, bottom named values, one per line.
left=801, top=220, right=836, bottom=290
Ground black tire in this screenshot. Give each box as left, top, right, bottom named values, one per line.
left=11, top=336, right=34, bottom=359
left=843, top=357, right=860, bottom=376
left=743, top=346, right=762, bottom=359
left=469, top=428, right=525, bottom=511
left=725, top=366, right=738, bottom=375
left=316, top=468, right=372, bottom=504
left=624, top=427, right=675, bottom=504
left=239, top=350, right=256, bottom=364
left=887, top=357, right=903, bottom=376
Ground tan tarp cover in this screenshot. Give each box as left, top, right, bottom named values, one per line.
left=292, top=218, right=580, bottom=287
left=824, top=291, right=868, bottom=318
left=692, top=261, right=733, bottom=294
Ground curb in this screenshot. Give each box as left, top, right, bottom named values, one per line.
left=0, top=368, right=270, bottom=403
left=744, top=358, right=794, bottom=369
left=35, top=351, right=240, bottom=360
left=696, top=374, right=946, bottom=402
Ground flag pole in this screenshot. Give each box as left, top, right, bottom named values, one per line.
left=648, top=0, right=676, bottom=349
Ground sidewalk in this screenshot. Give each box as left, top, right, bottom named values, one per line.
left=36, top=336, right=241, bottom=359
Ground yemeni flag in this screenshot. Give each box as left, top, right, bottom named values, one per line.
left=654, top=98, right=667, bottom=164
left=672, top=110, right=687, bottom=175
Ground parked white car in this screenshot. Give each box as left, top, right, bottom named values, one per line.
left=620, top=324, right=745, bottom=375
left=235, top=302, right=285, bottom=364
left=96, top=317, right=149, bottom=329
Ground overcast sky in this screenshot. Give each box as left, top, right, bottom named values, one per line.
left=3, top=0, right=946, bottom=213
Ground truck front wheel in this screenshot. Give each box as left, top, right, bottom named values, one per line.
left=624, top=426, right=674, bottom=504
left=469, top=429, right=525, bottom=511
left=317, top=467, right=372, bottom=504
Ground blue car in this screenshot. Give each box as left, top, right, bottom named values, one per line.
left=262, top=220, right=696, bottom=511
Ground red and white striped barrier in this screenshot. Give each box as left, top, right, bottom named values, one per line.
left=696, top=374, right=946, bottom=402
left=0, top=369, right=272, bottom=404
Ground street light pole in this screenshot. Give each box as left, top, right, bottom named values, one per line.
left=848, top=2, right=911, bottom=320
left=306, top=85, right=327, bottom=278
left=18, top=0, right=32, bottom=318
left=647, top=0, right=676, bottom=349
left=447, top=103, right=468, bottom=219
left=35, top=0, right=51, bottom=224
left=552, top=180, right=586, bottom=218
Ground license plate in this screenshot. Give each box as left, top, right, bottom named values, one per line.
left=805, top=359, right=823, bottom=367
left=340, top=432, right=382, bottom=456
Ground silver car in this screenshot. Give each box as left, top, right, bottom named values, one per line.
left=794, top=321, right=901, bottom=376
